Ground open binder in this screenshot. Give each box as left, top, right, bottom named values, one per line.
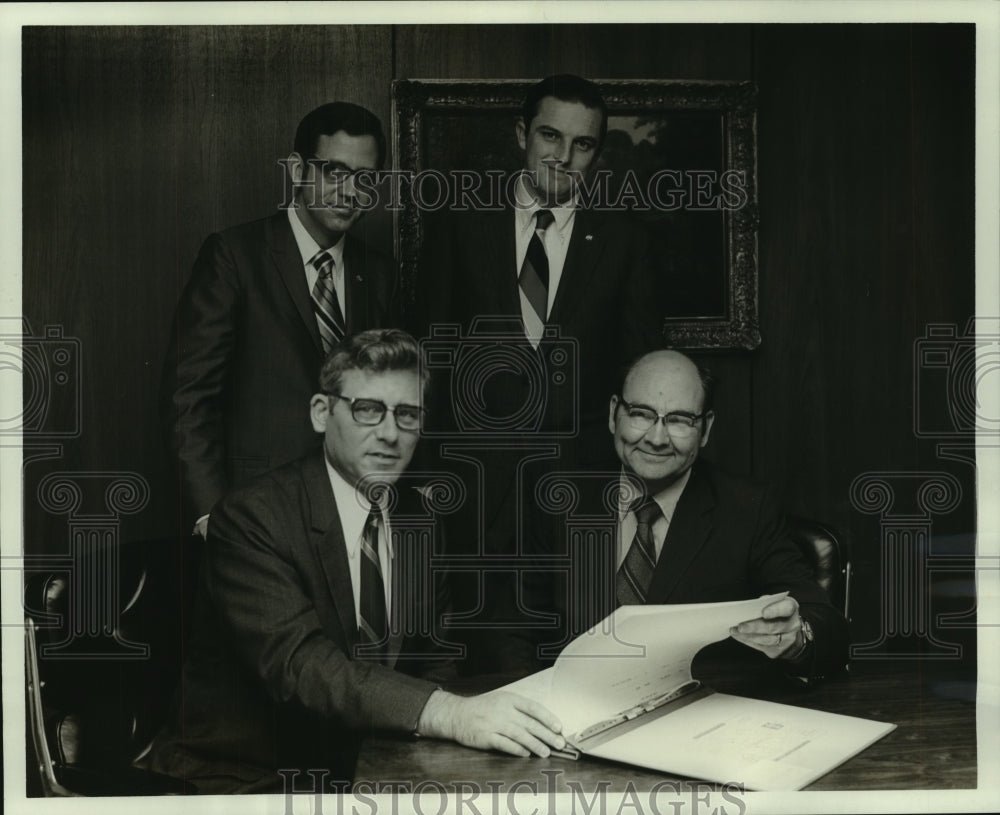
left=501, top=595, right=895, bottom=791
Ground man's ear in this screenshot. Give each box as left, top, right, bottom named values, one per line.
left=516, top=117, right=527, bottom=151
left=608, top=395, right=620, bottom=435
left=699, top=411, right=715, bottom=448
left=310, top=394, right=330, bottom=434
left=286, top=152, right=306, bottom=184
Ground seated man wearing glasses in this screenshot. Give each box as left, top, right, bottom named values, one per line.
left=150, top=329, right=565, bottom=794
left=507, top=349, right=849, bottom=680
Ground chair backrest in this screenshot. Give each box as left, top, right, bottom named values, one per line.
left=24, top=535, right=202, bottom=796
left=785, top=515, right=851, bottom=620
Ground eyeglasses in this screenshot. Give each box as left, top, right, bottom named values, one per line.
left=616, top=397, right=708, bottom=438
left=328, top=394, right=424, bottom=431
left=306, top=159, right=375, bottom=188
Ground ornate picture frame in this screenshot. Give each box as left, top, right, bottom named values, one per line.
left=393, top=78, right=760, bottom=350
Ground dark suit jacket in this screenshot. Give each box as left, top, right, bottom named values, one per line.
left=412, top=206, right=664, bottom=445
left=148, top=453, right=455, bottom=793
left=162, top=212, right=396, bottom=523
left=410, top=207, right=666, bottom=555
left=509, top=461, right=850, bottom=681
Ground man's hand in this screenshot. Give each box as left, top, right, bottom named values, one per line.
left=729, top=596, right=805, bottom=659
left=416, top=689, right=565, bottom=758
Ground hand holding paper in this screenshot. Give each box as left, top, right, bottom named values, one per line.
left=729, top=595, right=805, bottom=658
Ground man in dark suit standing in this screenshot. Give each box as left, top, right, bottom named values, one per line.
left=149, top=330, right=566, bottom=793
left=411, top=77, right=665, bottom=667
left=509, top=349, right=849, bottom=680
left=162, top=102, right=396, bottom=538
left=414, top=75, right=663, bottom=468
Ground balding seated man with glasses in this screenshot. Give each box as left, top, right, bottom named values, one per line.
left=505, top=349, right=850, bottom=680
left=149, top=329, right=566, bottom=794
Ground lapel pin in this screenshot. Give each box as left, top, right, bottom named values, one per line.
left=585, top=234, right=593, bottom=241
left=355, top=274, right=363, bottom=282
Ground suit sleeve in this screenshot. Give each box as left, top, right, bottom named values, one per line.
left=205, top=488, right=438, bottom=732
left=161, top=233, right=240, bottom=522
left=748, top=486, right=850, bottom=679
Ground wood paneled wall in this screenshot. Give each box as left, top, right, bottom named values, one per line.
left=21, top=24, right=976, bottom=652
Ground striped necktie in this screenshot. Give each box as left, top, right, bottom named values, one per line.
left=518, top=209, right=555, bottom=329
left=311, top=250, right=346, bottom=354
left=358, top=506, right=388, bottom=662
left=616, top=497, right=662, bottom=605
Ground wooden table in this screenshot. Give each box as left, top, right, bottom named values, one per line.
left=354, top=662, right=979, bottom=793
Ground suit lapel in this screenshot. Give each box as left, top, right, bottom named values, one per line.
left=549, top=209, right=605, bottom=323
left=267, top=212, right=324, bottom=353
left=384, top=490, right=414, bottom=670
left=303, top=454, right=358, bottom=644
left=646, top=465, right=716, bottom=602
left=305, top=453, right=408, bottom=667
left=487, top=208, right=521, bottom=315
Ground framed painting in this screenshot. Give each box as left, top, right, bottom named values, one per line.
left=393, top=79, right=760, bottom=350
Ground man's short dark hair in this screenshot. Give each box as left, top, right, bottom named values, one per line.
left=522, top=74, right=609, bottom=148
left=319, top=328, right=429, bottom=398
left=294, top=102, right=387, bottom=170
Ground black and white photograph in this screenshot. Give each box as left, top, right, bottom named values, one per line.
left=2, top=3, right=998, bottom=814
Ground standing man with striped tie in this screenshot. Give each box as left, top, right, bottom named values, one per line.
left=411, top=76, right=665, bottom=671
left=149, top=330, right=567, bottom=793
left=163, top=102, right=396, bottom=539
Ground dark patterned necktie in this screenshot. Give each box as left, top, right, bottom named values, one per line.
left=616, top=498, right=663, bottom=605
left=311, top=250, right=345, bottom=354
left=518, top=209, right=555, bottom=325
left=358, top=506, right=388, bottom=661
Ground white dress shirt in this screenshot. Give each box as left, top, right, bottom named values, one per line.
left=288, top=207, right=346, bottom=316
left=616, top=469, right=692, bottom=568
left=325, top=458, right=393, bottom=621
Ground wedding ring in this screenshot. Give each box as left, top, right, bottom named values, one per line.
left=776, top=632, right=783, bottom=645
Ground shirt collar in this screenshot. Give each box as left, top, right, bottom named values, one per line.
left=324, top=457, right=393, bottom=559
left=513, top=174, right=578, bottom=234
left=617, top=468, right=693, bottom=522
left=287, top=207, right=346, bottom=270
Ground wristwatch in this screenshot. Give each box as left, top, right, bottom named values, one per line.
left=786, top=618, right=814, bottom=661
left=801, top=618, right=815, bottom=645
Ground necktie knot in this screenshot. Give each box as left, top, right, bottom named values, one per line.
left=535, top=209, right=555, bottom=231
left=314, top=251, right=334, bottom=279
left=631, top=497, right=662, bottom=528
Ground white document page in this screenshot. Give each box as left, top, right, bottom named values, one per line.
left=502, top=594, right=786, bottom=737
left=585, top=692, right=896, bottom=791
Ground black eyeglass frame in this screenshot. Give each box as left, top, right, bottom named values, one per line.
left=327, top=393, right=425, bottom=431
left=614, top=396, right=710, bottom=433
